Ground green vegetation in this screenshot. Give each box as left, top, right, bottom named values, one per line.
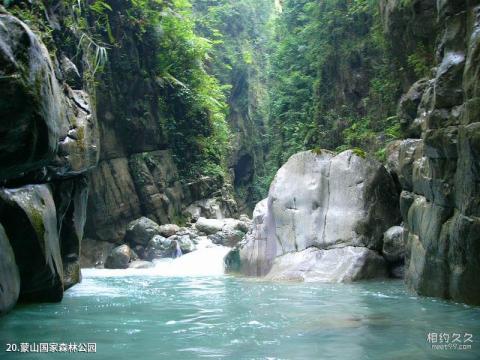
left=4, top=0, right=429, bottom=205
left=192, top=0, right=273, bottom=207
left=259, top=0, right=407, bottom=192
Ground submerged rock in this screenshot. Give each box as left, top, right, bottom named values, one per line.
left=144, top=235, right=176, bottom=260
left=104, top=245, right=132, bottom=269
left=228, top=150, right=400, bottom=282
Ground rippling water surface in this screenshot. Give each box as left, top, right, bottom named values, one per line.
left=1, top=271, right=480, bottom=359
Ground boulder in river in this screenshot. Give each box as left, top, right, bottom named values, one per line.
left=124, top=217, right=163, bottom=246
left=144, top=235, right=177, bottom=260
left=208, top=229, right=245, bottom=247
left=104, top=245, right=132, bottom=269
left=227, top=150, right=400, bottom=281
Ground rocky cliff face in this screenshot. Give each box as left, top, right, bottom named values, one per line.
left=0, top=7, right=96, bottom=314
left=0, top=1, right=236, bottom=314
left=227, top=150, right=401, bottom=281
left=385, top=0, right=480, bottom=305
left=83, top=1, right=237, bottom=244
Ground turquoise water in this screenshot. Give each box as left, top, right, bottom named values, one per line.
left=1, top=271, right=480, bottom=359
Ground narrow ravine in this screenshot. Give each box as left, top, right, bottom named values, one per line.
left=1, top=0, right=480, bottom=359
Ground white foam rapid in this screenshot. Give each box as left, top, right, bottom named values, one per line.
left=82, top=238, right=231, bottom=278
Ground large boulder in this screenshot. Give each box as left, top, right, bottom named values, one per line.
left=104, top=245, right=132, bottom=269
left=0, top=224, right=20, bottom=315
left=382, top=226, right=406, bottom=263
left=194, top=218, right=225, bottom=234
left=265, top=247, right=388, bottom=282
left=124, top=217, right=163, bottom=247
left=0, top=185, right=64, bottom=302
left=229, top=150, right=400, bottom=281
left=208, top=228, right=245, bottom=247
left=195, top=217, right=249, bottom=235
left=144, top=235, right=177, bottom=260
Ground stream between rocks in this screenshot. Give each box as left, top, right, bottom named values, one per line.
left=1, top=245, right=479, bottom=360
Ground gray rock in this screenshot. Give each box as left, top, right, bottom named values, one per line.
left=158, top=224, right=181, bottom=238
left=398, top=2, right=480, bottom=305
left=232, top=150, right=399, bottom=281
left=85, top=158, right=142, bottom=243
left=144, top=235, right=176, bottom=260
left=129, top=260, right=154, bottom=269
left=185, top=196, right=237, bottom=221
left=397, top=139, right=423, bottom=191
left=195, top=217, right=249, bottom=236
left=0, top=185, right=64, bottom=302
left=104, top=245, right=132, bottom=269
left=391, top=264, right=405, bottom=279
left=398, top=78, right=429, bottom=137
left=0, top=224, right=20, bottom=315
left=60, top=55, right=81, bottom=89
left=178, top=236, right=195, bottom=254
left=80, top=238, right=114, bottom=268
left=0, top=14, right=65, bottom=181
left=382, top=226, right=405, bottom=263
left=0, top=14, right=98, bottom=182
left=124, top=217, right=162, bottom=246
left=208, top=229, right=245, bottom=247
left=128, top=151, right=184, bottom=225
left=53, top=177, right=88, bottom=290
left=265, top=247, right=388, bottom=282
left=195, top=218, right=225, bottom=235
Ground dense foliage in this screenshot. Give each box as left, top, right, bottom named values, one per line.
left=120, top=0, right=232, bottom=180
left=4, top=0, right=232, bottom=182
left=192, top=0, right=273, bottom=207
left=259, top=0, right=408, bottom=190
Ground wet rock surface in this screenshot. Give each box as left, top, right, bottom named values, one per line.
left=104, top=245, right=132, bottom=269
left=385, top=1, right=480, bottom=304
left=228, top=150, right=400, bottom=281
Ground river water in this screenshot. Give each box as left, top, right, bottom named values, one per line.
left=1, top=245, right=480, bottom=359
